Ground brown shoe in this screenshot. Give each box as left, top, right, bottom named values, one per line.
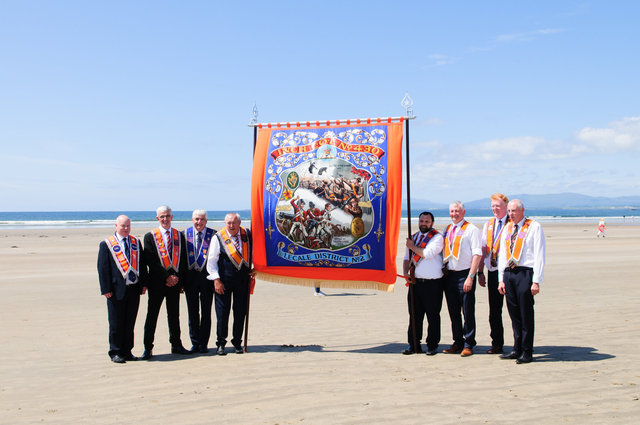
left=487, top=346, right=503, bottom=354
left=461, top=347, right=473, bottom=357
left=443, top=344, right=463, bottom=354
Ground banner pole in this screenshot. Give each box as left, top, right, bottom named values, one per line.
left=244, top=103, right=259, bottom=353
left=401, top=93, right=419, bottom=353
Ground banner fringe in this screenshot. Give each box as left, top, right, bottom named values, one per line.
left=255, top=272, right=395, bottom=293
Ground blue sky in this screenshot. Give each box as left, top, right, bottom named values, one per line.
left=1, top=1, right=638, bottom=211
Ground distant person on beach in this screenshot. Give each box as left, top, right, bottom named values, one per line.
left=183, top=210, right=216, bottom=354
left=402, top=211, right=444, bottom=356
left=141, top=206, right=190, bottom=360
left=498, top=199, right=546, bottom=364
left=477, top=193, right=510, bottom=355
left=442, top=201, right=482, bottom=357
left=206, top=213, right=253, bottom=355
left=97, top=215, right=148, bottom=364
left=597, top=218, right=606, bottom=237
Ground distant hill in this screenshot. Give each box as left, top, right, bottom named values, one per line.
left=463, top=193, right=640, bottom=210
left=409, top=193, right=640, bottom=211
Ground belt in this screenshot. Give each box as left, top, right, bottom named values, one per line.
left=504, top=266, right=533, bottom=272
left=415, top=277, right=442, bottom=283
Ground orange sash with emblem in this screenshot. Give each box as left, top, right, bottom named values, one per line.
left=153, top=228, right=181, bottom=271
left=410, top=229, right=439, bottom=266
left=218, top=227, right=251, bottom=270
left=106, top=235, right=139, bottom=279
left=505, top=219, right=532, bottom=267
left=443, top=221, right=469, bottom=263
left=486, top=218, right=508, bottom=264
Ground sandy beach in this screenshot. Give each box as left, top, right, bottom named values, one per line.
left=1, top=221, right=639, bottom=424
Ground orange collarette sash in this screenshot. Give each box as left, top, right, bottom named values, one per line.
left=218, top=227, right=250, bottom=270
left=505, top=219, right=532, bottom=267
left=411, top=229, right=439, bottom=266
left=443, top=221, right=469, bottom=263
left=106, top=235, right=139, bottom=279
left=486, top=218, right=508, bottom=264
left=153, top=228, right=181, bottom=271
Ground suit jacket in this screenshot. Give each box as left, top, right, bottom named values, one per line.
left=97, top=237, right=147, bottom=300
left=143, top=229, right=188, bottom=291
left=182, top=226, right=216, bottom=290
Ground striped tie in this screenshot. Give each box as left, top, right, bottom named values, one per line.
left=196, top=231, right=203, bottom=253
left=123, top=237, right=130, bottom=260
left=166, top=230, right=173, bottom=259
left=509, top=224, right=519, bottom=253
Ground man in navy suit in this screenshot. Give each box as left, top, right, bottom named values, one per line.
left=183, top=209, right=217, bottom=353
left=97, top=215, right=148, bottom=363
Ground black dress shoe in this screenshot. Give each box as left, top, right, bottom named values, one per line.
left=500, top=351, right=521, bottom=360
left=189, top=346, right=200, bottom=354
left=425, top=348, right=437, bottom=356
left=171, top=346, right=191, bottom=355
left=216, top=346, right=226, bottom=356
left=516, top=352, right=533, bottom=364
left=140, top=349, right=152, bottom=360
left=123, top=353, right=138, bottom=361
left=199, top=346, right=209, bottom=354
left=111, top=354, right=126, bottom=364
left=401, top=346, right=423, bottom=355
left=234, top=345, right=244, bottom=354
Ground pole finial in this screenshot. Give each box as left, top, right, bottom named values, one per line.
left=249, top=101, right=259, bottom=125
left=401, top=92, right=414, bottom=118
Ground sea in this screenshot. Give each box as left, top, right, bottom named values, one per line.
left=0, top=208, right=637, bottom=230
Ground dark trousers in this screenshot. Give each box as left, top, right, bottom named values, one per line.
left=504, top=267, right=535, bottom=354
left=185, top=280, right=214, bottom=349
left=487, top=270, right=505, bottom=349
left=444, top=269, right=476, bottom=348
left=407, top=278, right=444, bottom=351
left=106, top=284, right=140, bottom=358
left=214, top=278, right=248, bottom=348
left=143, top=285, right=182, bottom=350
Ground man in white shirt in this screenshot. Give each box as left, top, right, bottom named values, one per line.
left=498, top=199, right=546, bottom=364
left=477, top=193, right=510, bottom=354
left=402, top=211, right=444, bottom=356
left=442, top=201, right=483, bottom=357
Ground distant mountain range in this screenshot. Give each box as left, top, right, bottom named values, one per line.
left=410, top=193, right=640, bottom=210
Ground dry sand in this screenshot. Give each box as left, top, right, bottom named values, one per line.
left=1, top=222, right=639, bottom=424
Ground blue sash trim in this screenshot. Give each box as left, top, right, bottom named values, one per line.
left=185, top=227, right=215, bottom=271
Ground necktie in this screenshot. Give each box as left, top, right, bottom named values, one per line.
left=123, top=237, right=130, bottom=260
left=233, top=234, right=240, bottom=252
left=196, top=231, right=203, bottom=253
left=166, top=230, right=173, bottom=259
left=449, top=225, right=457, bottom=247
left=510, top=224, right=519, bottom=253
left=495, top=219, right=503, bottom=239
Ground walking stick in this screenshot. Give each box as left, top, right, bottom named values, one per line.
left=243, top=124, right=258, bottom=353
left=405, top=116, right=419, bottom=352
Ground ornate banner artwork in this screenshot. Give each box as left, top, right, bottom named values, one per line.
left=251, top=120, right=403, bottom=291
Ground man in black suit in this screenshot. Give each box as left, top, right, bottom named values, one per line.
left=141, top=205, right=190, bottom=360
left=183, top=209, right=216, bottom=353
left=206, top=212, right=253, bottom=355
left=97, top=215, right=147, bottom=363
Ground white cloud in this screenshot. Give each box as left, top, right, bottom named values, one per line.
left=426, top=54, right=459, bottom=67
left=576, top=116, right=640, bottom=151
left=495, top=28, right=566, bottom=42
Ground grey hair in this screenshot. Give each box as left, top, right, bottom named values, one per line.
left=224, top=212, right=241, bottom=223
left=508, top=199, right=525, bottom=210
left=192, top=209, right=207, bottom=219
left=156, top=205, right=172, bottom=215
left=449, top=201, right=465, bottom=210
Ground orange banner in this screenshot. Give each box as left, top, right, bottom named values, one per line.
left=251, top=121, right=403, bottom=292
